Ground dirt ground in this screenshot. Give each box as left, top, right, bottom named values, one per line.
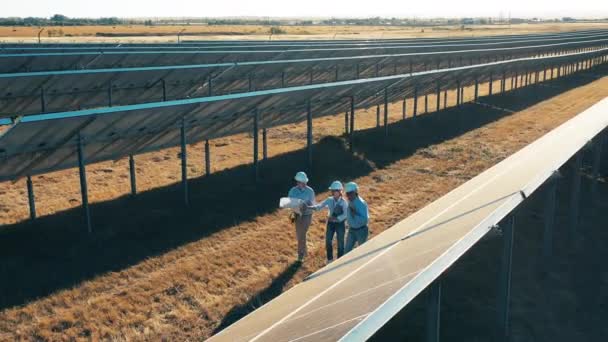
left=0, top=60, right=606, bottom=340
left=1, top=22, right=607, bottom=43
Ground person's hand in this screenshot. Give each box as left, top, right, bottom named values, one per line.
left=328, top=217, right=336, bottom=222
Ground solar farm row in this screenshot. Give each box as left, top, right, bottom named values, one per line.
left=1, top=36, right=606, bottom=117
left=3, top=32, right=607, bottom=74
left=1, top=48, right=605, bottom=182
left=3, top=28, right=607, bottom=51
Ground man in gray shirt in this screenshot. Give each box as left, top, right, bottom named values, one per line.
left=287, top=171, right=316, bottom=262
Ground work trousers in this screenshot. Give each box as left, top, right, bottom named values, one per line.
left=345, top=225, right=369, bottom=253
left=326, top=221, right=346, bottom=260
left=295, top=214, right=312, bottom=259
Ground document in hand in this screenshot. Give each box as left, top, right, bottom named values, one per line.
left=279, top=197, right=305, bottom=215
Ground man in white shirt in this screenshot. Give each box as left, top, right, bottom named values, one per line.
left=287, top=171, right=316, bottom=262
left=311, top=181, right=348, bottom=263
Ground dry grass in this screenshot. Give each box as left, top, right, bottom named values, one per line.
left=1, top=22, right=607, bottom=43
left=0, top=69, right=607, bottom=340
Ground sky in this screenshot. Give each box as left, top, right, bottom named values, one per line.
left=3, top=0, right=608, bottom=19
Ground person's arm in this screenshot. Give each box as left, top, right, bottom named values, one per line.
left=336, top=200, right=348, bottom=222
left=288, top=187, right=295, bottom=198
left=311, top=198, right=329, bottom=211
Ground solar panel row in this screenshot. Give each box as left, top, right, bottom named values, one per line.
left=1, top=38, right=606, bottom=118
left=4, top=28, right=606, bottom=51
left=2, top=32, right=607, bottom=74
left=1, top=48, right=605, bottom=182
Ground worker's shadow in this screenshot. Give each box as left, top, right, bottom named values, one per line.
left=0, top=66, right=604, bottom=311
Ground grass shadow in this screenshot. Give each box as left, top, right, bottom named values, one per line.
left=213, top=262, right=302, bottom=335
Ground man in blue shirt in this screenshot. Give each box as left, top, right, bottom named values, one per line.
left=287, top=171, right=316, bottom=262
left=344, top=182, right=369, bottom=253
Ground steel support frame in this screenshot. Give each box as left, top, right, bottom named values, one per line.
left=591, top=135, right=604, bottom=203
left=497, top=215, right=515, bottom=342
left=542, top=175, right=558, bottom=261
left=569, top=151, right=583, bottom=237
left=426, top=279, right=442, bottom=342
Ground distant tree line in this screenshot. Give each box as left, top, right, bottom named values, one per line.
left=0, top=14, right=606, bottom=27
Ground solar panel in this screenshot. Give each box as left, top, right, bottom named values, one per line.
left=1, top=37, right=606, bottom=118
left=3, top=29, right=607, bottom=53
left=1, top=33, right=607, bottom=73
left=1, top=48, right=604, bottom=181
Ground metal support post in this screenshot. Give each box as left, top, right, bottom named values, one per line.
left=306, top=100, right=313, bottom=170
left=180, top=119, right=189, bottom=205
left=77, top=134, right=92, bottom=233
left=569, top=150, right=583, bottom=237
left=26, top=175, right=36, bottom=220
left=542, top=175, right=558, bottom=260
left=436, top=82, right=441, bottom=112
left=344, top=111, right=349, bottom=135
left=474, top=78, right=479, bottom=101
left=591, top=136, right=603, bottom=203
left=349, top=97, right=355, bottom=151
left=129, top=154, right=136, bottom=196
left=426, top=280, right=442, bottom=342
left=497, top=215, right=515, bottom=342
left=205, top=139, right=211, bottom=176
left=383, top=88, right=389, bottom=137
left=262, top=128, right=268, bottom=161
left=253, top=109, right=259, bottom=182
left=413, top=86, right=419, bottom=116
left=376, top=104, right=381, bottom=127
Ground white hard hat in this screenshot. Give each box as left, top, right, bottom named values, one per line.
left=328, top=181, right=343, bottom=191
left=344, top=182, right=358, bottom=193
left=294, top=171, right=309, bottom=183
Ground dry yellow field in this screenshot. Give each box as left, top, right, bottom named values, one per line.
left=1, top=22, right=608, bottom=43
